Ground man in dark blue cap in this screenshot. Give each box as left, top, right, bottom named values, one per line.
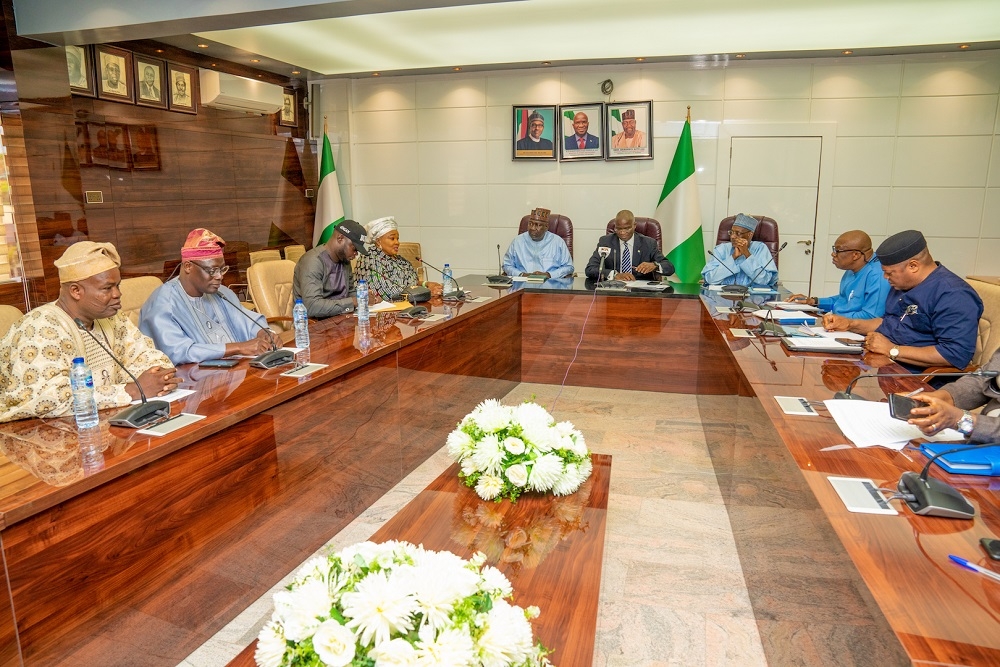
left=823, top=229, right=982, bottom=386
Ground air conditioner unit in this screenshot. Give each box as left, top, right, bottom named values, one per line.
left=200, top=69, right=283, bottom=114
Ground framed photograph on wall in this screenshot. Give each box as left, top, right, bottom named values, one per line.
left=512, top=105, right=556, bottom=160
left=95, top=45, right=133, bottom=102
left=558, top=103, right=604, bottom=161
left=106, top=123, right=131, bottom=170
left=134, top=56, right=167, bottom=109
left=606, top=101, right=653, bottom=161
left=66, top=45, right=96, bottom=98
left=87, top=122, right=109, bottom=167
left=128, top=125, right=161, bottom=170
left=279, top=89, right=297, bottom=127
left=167, top=63, right=198, bottom=114
left=75, top=121, right=92, bottom=166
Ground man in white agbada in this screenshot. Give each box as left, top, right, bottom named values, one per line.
left=0, top=241, right=176, bottom=422
left=502, top=208, right=574, bottom=279
left=140, top=228, right=277, bottom=365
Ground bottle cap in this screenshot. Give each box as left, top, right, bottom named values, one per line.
left=73, top=357, right=84, bottom=364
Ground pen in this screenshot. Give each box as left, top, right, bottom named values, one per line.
left=904, top=388, right=925, bottom=398
left=949, top=555, right=1000, bottom=584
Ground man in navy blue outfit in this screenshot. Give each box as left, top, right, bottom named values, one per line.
left=822, top=230, right=982, bottom=387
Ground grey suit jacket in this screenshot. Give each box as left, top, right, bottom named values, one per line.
left=292, top=247, right=356, bottom=318
left=943, top=350, right=1000, bottom=443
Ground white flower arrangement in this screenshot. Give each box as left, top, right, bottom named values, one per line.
left=256, top=541, right=552, bottom=667
left=447, top=400, right=592, bottom=503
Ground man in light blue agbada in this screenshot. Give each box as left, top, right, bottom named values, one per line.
left=139, top=229, right=277, bottom=365
left=789, top=230, right=889, bottom=318
left=503, top=208, right=574, bottom=279
left=702, top=213, right=778, bottom=288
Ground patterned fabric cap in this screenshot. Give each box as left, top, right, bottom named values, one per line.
left=366, top=216, right=398, bottom=241
left=53, top=241, right=121, bottom=283
left=732, top=213, right=759, bottom=233
left=529, top=208, right=550, bottom=223
left=621, top=109, right=636, bottom=120
left=181, top=228, right=225, bottom=261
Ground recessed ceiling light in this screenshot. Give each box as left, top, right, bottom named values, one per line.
left=372, top=72, right=380, bottom=77
left=155, top=49, right=164, bottom=54
left=735, top=54, right=746, bottom=59
left=250, top=59, right=260, bottom=63
left=453, top=67, right=462, bottom=71
left=541, top=61, right=551, bottom=66
left=842, top=50, right=853, bottom=55
left=210, top=63, right=217, bottom=67
left=635, top=57, right=645, bottom=62
left=197, top=44, right=209, bottom=48
left=291, top=70, right=301, bottom=75
left=959, top=44, right=970, bottom=49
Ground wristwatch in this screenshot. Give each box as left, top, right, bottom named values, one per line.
left=956, top=411, right=975, bottom=437
left=888, top=347, right=900, bottom=361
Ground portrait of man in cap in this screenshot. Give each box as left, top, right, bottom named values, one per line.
left=66, top=45, right=89, bottom=90
left=513, top=106, right=555, bottom=158
left=611, top=108, right=646, bottom=149
left=99, top=51, right=128, bottom=96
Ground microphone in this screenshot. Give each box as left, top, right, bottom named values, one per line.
left=744, top=241, right=787, bottom=291
left=487, top=243, right=512, bottom=285
left=707, top=249, right=744, bottom=294
left=416, top=256, right=466, bottom=301
left=596, top=245, right=611, bottom=283
left=73, top=318, right=170, bottom=428
left=216, top=294, right=294, bottom=369
left=896, top=443, right=1000, bottom=518
left=835, top=369, right=999, bottom=400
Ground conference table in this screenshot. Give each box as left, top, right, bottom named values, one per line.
left=0, top=275, right=996, bottom=666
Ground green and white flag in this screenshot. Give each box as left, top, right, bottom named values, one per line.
left=656, top=117, right=704, bottom=283
left=313, top=126, right=345, bottom=247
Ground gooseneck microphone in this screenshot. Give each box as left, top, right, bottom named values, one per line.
left=216, top=294, right=294, bottom=369
left=73, top=318, right=171, bottom=428
left=744, top=241, right=787, bottom=290
left=835, top=369, right=999, bottom=400
left=707, top=248, right=742, bottom=290
left=896, top=443, right=1000, bottom=518
left=596, top=246, right=611, bottom=283
left=487, top=244, right=512, bottom=285
left=416, top=256, right=466, bottom=300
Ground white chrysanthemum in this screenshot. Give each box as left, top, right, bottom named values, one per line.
left=414, top=626, right=476, bottom=667
left=480, top=565, right=513, bottom=597
left=461, top=457, right=479, bottom=476
left=475, top=474, right=504, bottom=500
left=293, top=556, right=330, bottom=584
left=312, top=619, right=358, bottom=667
left=254, top=615, right=287, bottom=667
left=505, top=462, right=528, bottom=487
left=552, top=459, right=592, bottom=495
left=527, top=453, right=564, bottom=492
left=554, top=421, right=575, bottom=437
left=401, top=551, right=479, bottom=632
left=478, top=599, right=534, bottom=667
left=341, top=570, right=418, bottom=646
left=523, top=424, right=557, bottom=453
left=339, top=541, right=384, bottom=568
left=370, top=637, right=419, bottom=666
left=470, top=434, right=504, bottom=473
left=273, top=578, right=331, bottom=641
left=472, top=399, right=512, bottom=433
left=502, top=436, right=525, bottom=455
left=566, top=431, right=588, bottom=456
left=524, top=605, right=540, bottom=620
left=446, top=429, right=475, bottom=461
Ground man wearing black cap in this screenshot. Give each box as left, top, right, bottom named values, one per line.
left=823, top=229, right=982, bottom=385
left=293, top=220, right=379, bottom=318
left=516, top=112, right=553, bottom=152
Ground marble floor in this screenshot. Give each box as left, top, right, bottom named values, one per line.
left=179, top=382, right=770, bottom=667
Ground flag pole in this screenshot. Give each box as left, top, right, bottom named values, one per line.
left=686, top=105, right=691, bottom=123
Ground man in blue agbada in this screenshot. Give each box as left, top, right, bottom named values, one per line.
left=701, top=213, right=778, bottom=288
left=502, top=208, right=574, bottom=279
left=139, top=229, right=278, bottom=365
left=788, top=230, right=889, bottom=318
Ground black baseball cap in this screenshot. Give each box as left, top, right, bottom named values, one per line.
left=336, top=219, right=369, bottom=255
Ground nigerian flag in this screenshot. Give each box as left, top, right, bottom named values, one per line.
left=313, top=128, right=345, bottom=247
left=656, top=117, right=704, bottom=283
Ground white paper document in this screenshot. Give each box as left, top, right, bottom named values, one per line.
left=509, top=276, right=530, bottom=282
left=801, top=326, right=864, bottom=341
left=752, top=309, right=818, bottom=321
left=369, top=301, right=399, bottom=312
left=131, top=388, right=194, bottom=405
left=624, top=280, right=670, bottom=291
left=782, top=337, right=859, bottom=351
left=824, top=399, right=963, bottom=449
left=765, top=301, right=820, bottom=312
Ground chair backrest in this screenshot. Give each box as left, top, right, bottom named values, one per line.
left=397, top=242, right=426, bottom=283
left=519, top=214, right=574, bottom=258
left=0, top=304, right=23, bottom=338
left=249, top=249, right=283, bottom=266
left=716, top=215, right=781, bottom=267
left=968, top=277, right=1000, bottom=367
left=284, top=245, right=306, bottom=263
left=119, top=276, right=163, bottom=326
left=248, top=259, right=296, bottom=331
left=605, top=217, right=662, bottom=253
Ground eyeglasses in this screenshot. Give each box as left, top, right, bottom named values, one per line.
left=831, top=246, right=864, bottom=255
left=192, top=262, right=229, bottom=277
left=729, top=229, right=753, bottom=237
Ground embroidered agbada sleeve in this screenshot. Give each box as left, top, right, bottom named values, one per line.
left=0, top=309, right=82, bottom=421
left=110, top=314, right=173, bottom=391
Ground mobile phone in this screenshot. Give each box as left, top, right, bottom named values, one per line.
left=981, top=538, right=1000, bottom=561
left=888, top=393, right=918, bottom=421
left=198, top=358, right=239, bottom=368
left=834, top=338, right=864, bottom=347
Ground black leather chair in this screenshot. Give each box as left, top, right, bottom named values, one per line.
left=605, top=217, right=663, bottom=253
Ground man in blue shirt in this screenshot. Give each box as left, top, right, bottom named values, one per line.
left=701, top=214, right=778, bottom=288
left=788, top=230, right=889, bottom=318
left=503, top=207, right=574, bottom=279
left=823, top=230, right=982, bottom=386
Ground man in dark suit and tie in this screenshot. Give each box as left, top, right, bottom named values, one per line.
left=564, top=111, right=600, bottom=151
left=585, top=209, right=674, bottom=281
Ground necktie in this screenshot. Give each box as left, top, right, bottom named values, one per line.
left=578, top=136, right=586, bottom=149
left=621, top=241, right=632, bottom=274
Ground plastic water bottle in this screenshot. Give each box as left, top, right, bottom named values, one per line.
left=443, top=263, right=454, bottom=294
left=69, top=357, right=99, bottom=429
left=356, top=279, right=370, bottom=322
left=292, top=298, right=310, bottom=349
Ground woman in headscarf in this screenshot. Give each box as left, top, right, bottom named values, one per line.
left=355, top=216, right=442, bottom=300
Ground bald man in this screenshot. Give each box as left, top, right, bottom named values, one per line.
left=789, top=230, right=889, bottom=318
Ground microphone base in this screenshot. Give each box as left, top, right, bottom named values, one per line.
left=721, top=285, right=750, bottom=296
left=442, top=290, right=467, bottom=301
left=832, top=391, right=865, bottom=400
left=403, top=286, right=431, bottom=303
left=486, top=275, right=512, bottom=285
left=250, top=348, right=295, bottom=369
left=897, top=471, right=975, bottom=519
left=109, top=400, right=171, bottom=429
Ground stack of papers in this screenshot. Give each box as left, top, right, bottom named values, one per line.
left=824, top=399, right=963, bottom=449
left=752, top=309, right=817, bottom=325
left=765, top=301, right=820, bottom=312
left=799, top=327, right=863, bottom=341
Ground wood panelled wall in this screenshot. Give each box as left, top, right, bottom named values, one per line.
left=0, top=1, right=316, bottom=310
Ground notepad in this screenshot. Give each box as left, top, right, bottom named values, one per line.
left=137, top=413, right=206, bottom=436
left=280, top=363, right=328, bottom=378
left=918, top=443, right=1000, bottom=476
left=130, top=388, right=194, bottom=405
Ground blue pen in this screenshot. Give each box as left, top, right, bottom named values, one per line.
left=949, top=555, right=1000, bottom=584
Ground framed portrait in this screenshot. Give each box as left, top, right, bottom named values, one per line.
left=512, top=105, right=557, bottom=160
left=279, top=89, right=297, bottom=127
left=87, top=122, right=108, bottom=167
left=95, top=45, right=133, bottom=102
left=75, top=121, right=92, bottom=166
left=558, top=103, right=604, bottom=161
left=167, top=63, right=199, bottom=114
left=606, top=101, right=653, bottom=161
left=66, top=45, right=96, bottom=98
left=128, top=125, right=161, bottom=171
left=105, top=123, right=131, bottom=170
left=133, top=56, right=167, bottom=109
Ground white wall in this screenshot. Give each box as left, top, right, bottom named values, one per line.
left=317, top=51, right=1000, bottom=293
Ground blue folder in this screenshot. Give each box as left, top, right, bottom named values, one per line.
left=918, top=443, right=1000, bottom=476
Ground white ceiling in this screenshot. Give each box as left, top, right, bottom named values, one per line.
left=195, top=0, right=1000, bottom=77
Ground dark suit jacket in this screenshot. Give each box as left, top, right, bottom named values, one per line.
left=565, top=133, right=600, bottom=150
left=516, top=137, right=553, bottom=151
left=585, top=232, right=674, bottom=280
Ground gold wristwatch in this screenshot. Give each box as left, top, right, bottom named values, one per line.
left=889, top=347, right=900, bottom=361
